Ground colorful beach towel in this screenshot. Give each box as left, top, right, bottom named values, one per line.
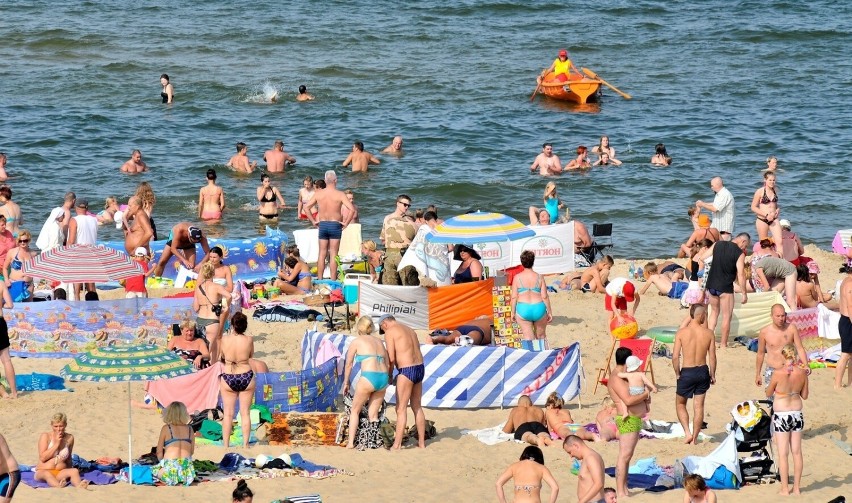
left=20, top=469, right=117, bottom=488
left=147, top=362, right=223, bottom=414
left=14, top=373, right=68, bottom=391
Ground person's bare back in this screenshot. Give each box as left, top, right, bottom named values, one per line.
left=342, top=142, right=380, bottom=172
left=676, top=319, right=716, bottom=369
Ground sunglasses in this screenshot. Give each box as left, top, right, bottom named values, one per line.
left=18, top=239, right=30, bottom=244
left=398, top=201, right=411, bottom=208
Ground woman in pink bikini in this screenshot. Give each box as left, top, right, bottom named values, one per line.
left=198, top=168, right=225, bottom=221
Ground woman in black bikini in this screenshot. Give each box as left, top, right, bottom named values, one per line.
left=192, top=262, right=231, bottom=363
left=256, top=173, right=285, bottom=222
left=219, top=312, right=256, bottom=449
left=160, top=74, right=174, bottom=104
left=750, top=171, right=782, bottom=242
left=168, top=320, right=209, bottom=369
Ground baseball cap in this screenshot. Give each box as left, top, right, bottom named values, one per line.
left=558, top=49, right=568, bottom=57
left=76, top=198, right=88, bottom=208
left=625, top=355, right=643, bottom=372
left=375, top=314, right=393, bottom=334
left=188, top=226, right=203, bottom=242
left=134, top=247, right=147, bottom=257
left=779, top=219, right=791, bottom=229
left=622, top=280, right=636, bottom=301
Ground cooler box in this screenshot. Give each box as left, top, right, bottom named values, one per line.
left=343, top=274, right=372, bottom=304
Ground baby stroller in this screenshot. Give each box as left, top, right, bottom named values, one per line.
left=728, top=399, right=778, bottom=485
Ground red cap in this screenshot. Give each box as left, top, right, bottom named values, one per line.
left=558, top=49, right=568, bottom=57
left=622, top=281, right=636, bottom=302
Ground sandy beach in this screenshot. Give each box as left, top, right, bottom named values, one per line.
left=2, top=245, right=850, bottom=503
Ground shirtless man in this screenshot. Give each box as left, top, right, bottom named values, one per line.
left=502, top=395, right=551, bottom=447
left=227, top=142, right=257, bottom=173
left=558, top=255, right=614, bottom=292
left=673, top=305, right=716, bottom=444
left=198, top=169, right=225, bottom=221
left=296, top=84, right=314, bottom=101
left=607, top=347, right=650, bottom=499
left=342, top=141, right=380, bottom=172
left=122, top=196, right=153, bottom=255
left=380, top=314, right=427, bottom=449
left=836, top=267, right=852, bottom=389
left=573, top=218, right=593, bottom=254
left=755, top=304, right=807, bottom=388
left=302, top=170, right=354, bottom=280
left=341, top=189, right=359, bottom=224
left=563, top=436, right=605, bottom=503
left=59, top=192, right=76, bottom=242
left=120, top=150, right=148, bottom=174
left=381, top=136, right=404, bottom=156
left=529, top=143, right=562, bottom=176
left=0, top=433, right=21, bottom=502
left=263, top=140, right=296, bottom=173
left=152, top=222, right=210, bottom=277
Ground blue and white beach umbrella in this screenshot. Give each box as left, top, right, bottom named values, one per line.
left=425, top=211, right=535, bottom=244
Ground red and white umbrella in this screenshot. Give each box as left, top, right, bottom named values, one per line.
left=22, top=244, right=143, bottom=283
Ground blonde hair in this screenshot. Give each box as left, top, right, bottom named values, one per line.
left=683, top=474, right=707, bottom=492
left=362, top=240, right=377, bottom=252
left=544, top=182, right=557, bottom=199
left=104, top=196, right=117, bottom=210
left=356, top=316, right=374, bottom=336
left=135, top=181, right=156, bottom=208
left=199, top=262, right=215, bottom=280
left=644, top=262, right=658, bottom=275
left=781, top=343, right=798, bottom=362
left=162, top=401, right=190, bottom=425
left=179, top=319, right=196, bottom=331
left=51, top=412, right=68, bottom=425
left=17, top=229, right=31, bottom=241
left=545, top=392, right=564, bottom=409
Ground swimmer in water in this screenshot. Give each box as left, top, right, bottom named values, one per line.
left=227, top=142, right=257, bottom=173
left=199, top=169, right=225, bottom=221
left=296, top=85, right=314, bottom=101
left=160, top=74, right=174, bottom=104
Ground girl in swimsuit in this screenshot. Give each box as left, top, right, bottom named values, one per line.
left=4, top=229, right=35, bottom=303
left=296, top=176, right=316, bottom=221
left=168, top=319, right=210, bottom=369
left=204, top=246, right=237, bottom=325
left=135, top=181, right=158, bottom=240
left=275, top=256, right=312, bottom=294
left=750, top=171, right=782, bottom=242
left=651, top=143, right=672, bottom=166
left=591, top=135, right=623, bottom=166
left=152, top=401, right=196, bottom=486
left=527, top=181, right=564, bottom=226
left=512, top=251, right=552, bottom=341
left=160, top=73, right=174, bottom=104
left=565, top=145, right=592, bottom=170
left=765, top=344, right=809, bottom=496
left=193, top=262, right=231, bottom=363
left=682, top=474, right=717, bottom=503
left=34, top=412, right=89, bottom=488
left=256, top=173, right=285, bottom=221
left=198, top=168, right=225, bottom=221
left=342, top=316, right=391, bottom=449
left=0, top=186, right=21, bottom=237
left=97, top=196, right=120, bottom=225
left=495, top=446, right=559, bottom=503
left=219, top=313, right=256, bottom=449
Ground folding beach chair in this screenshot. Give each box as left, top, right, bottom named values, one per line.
left=580, top=223, right=614, bottom=263
left=593, top=336, right=656, bottom=394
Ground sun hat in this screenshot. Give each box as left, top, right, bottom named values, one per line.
left=625, top=355, right=643, bottom=372
left=454, top=244, right=481, bottom=261
left=779, top=219, right=791, bottom=229
left=134, top=247, right=147, bottom=257
left=697, top=214, right=711, bottom=228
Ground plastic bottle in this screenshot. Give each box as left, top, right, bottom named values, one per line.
left=628, top=261, right=635, bottom=279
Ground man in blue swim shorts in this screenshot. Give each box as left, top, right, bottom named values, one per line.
left=302, top=170, right=355, bottom=280
left=379, top=314, right=428, bottom=449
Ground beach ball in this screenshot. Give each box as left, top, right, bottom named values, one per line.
left=610, top=315, right=639, bottom=339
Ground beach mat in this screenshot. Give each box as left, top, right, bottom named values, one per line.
left=268, top=412, right=341, bottom=446
left=272, top=496, right=322, bottom=503
left=20, top=469, right=117, bottom=488
left=604, top=467, right=673, bottom=492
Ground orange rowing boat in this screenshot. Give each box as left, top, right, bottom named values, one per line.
left=536, top=72, right=601, bottom=104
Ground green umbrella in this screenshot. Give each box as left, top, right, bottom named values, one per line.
left=61, top=345, right=194, bottom=482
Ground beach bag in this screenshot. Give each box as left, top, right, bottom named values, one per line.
left=705, top=465, right=740, bottom=490
left=119, top=465, right=154, bottom=485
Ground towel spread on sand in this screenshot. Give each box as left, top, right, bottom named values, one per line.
left=20, top=469, right=116, bottom=488
left=463, top=423, right=515, bottom=445
left=14, top=373, right=68, bottom=391
left=146, top=362, right=223, bottom=413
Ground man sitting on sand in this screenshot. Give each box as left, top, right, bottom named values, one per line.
left=755, top=304, right=807, bottom=388
left=563, top=435, right=605, bottom=503
left=429, top=315, right=492, bottom=345
left=502, top=395, right=551, bottom=447
left=557, top=255, right=613, bottom=292
left=342, top=141, right=380, bottom=172
left=673, top=305, right=716, bottom=444
left=152, top=222, right=210, bottom=277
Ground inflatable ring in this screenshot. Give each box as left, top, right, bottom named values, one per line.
left=646, top=326, right=678, bottom=344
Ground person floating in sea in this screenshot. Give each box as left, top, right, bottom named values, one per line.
left=651, top=143, right=672, bottom=166
left=263, top=140, right=296, bottom=173
left=160, top=73, right=174, bottom=104
left=296, top=84, right=314, bottom=101
left=120, top=149, right=148, bottom=174
left=381, top=135, right=404, bottom=156
left=227, top=142, right=257, bottom=173
left=342, top=141, right=380, bottom=172
left=541, top=48, right=582, bottom=82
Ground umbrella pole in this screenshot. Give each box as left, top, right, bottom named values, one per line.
left=128, top=381, right=133, bottom=483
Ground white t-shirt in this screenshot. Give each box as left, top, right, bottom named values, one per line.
left=711, top=187, right=735, bottom=234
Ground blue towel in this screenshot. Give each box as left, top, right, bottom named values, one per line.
left=289, top=453, right=334, bottom=472
left=15, top=373, right=67, bottom=391
left=605, top=467, right=673, bottom=492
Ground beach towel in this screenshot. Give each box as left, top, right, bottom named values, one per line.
left=146, top=362, right=223, bottom=414
left=603, top=467, right=675, bottom=492
left=818, top=303, right=841, bottom=339
left=14, top=373, right=67, bottom=391
left=462, top=423, right=516, bottom=445
left=642, top=420, right=709, bottom=441
left=20, top=469, right=116, bottom=488
left=253, top=304, right=322, bottom=323
left=35, top=207, right=65, bottom=251
left=272, top=496, right=322, bottom=503
left=679, top=430, right=742, bottom=484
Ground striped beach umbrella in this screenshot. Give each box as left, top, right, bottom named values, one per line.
left=425, top=211, right=536, bottom=244
left=22, top=243, right=143, bottom=283
left=61, top=345, right=194, bottom=483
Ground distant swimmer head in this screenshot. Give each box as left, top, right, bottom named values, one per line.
left=544, top=181, right=557, bottom=196
left=299, top=85, right=307, bottom=94
left=236, top=142, right=247, bottom=153
left=160, top=73, right=170, bottom=83
left=655, top=143, right=667, bottom=155
left=260, top=173, right=270, bottom=183
left=353, top=141, right=364, bottom=152
left=576, top=145, right=587, bottom=155
left=206, top=168, right=217, bottom=180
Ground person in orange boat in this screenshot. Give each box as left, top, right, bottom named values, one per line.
left=543, top=48, right=581, bottom=82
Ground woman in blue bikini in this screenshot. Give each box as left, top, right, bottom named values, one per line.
left=512, top=250, right=553, bottom=342
left=343, top=316, right=391, bottom=449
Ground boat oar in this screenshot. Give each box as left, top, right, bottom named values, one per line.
left=529, top=68, right=547, bottom=102
left=581, top=68, right=632, bottom=100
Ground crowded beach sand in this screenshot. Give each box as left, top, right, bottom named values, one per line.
left=1, top=245, right=849, bottom=503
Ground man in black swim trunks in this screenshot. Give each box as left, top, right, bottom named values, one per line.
left=502, top=395, right=551, bottom=447
left=430, top=315, right=492, bottom=345
left=673, top=305, right=716, bottom=444
left=153, top=222, right=210, bottom=277
left=835, top=266, right=852, bottom=389
left=703, top=232, right=750, bottom=348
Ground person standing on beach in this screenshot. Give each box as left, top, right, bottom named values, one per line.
left=673, top=305, right=716, bottom=444
left=529, top=143, right=562, bottom=177
left=122, top=196, right=153, bottom=256
left=160, top=74, right=174, bottom=104
left=380, top=195, right=417, bottom=285
left=495, top=446, right=559, bottom=503
left=263, top=140, right=296, bottom=173
left=301, top=170, right=354, bottom=280
left=701, top=232, right=750, bottom=348
left=607, top=347, right=650, bottom=499
left=198, top=169, right=225, bottom=221
left=227, top=142, right=257, bottom=173
left=834, top=267, right=852, bottom=389
left=296, top=84, right=314, bottom=101
left=152, top=223, right=210, bottom=277
left=381, top=136, right=404, bottom=156
left=563, top=435, right=605, bottom=503
left=755, top=304, right=807, bottom=388
left=695, top=177, right=735, bottom=240
left=0, top=217, right=14, bottom=264
left=342, top=141, right=380, bottom=172
left=120, top=150, right=148, bottom=174
left=380, top=314, right=427, bottom=449
left=66, top=199, right=98, bottom=296
left=0, top=433, right=20, bottom=500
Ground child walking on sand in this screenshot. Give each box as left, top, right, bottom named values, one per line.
left=616, top=355, right=656, bottom=415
